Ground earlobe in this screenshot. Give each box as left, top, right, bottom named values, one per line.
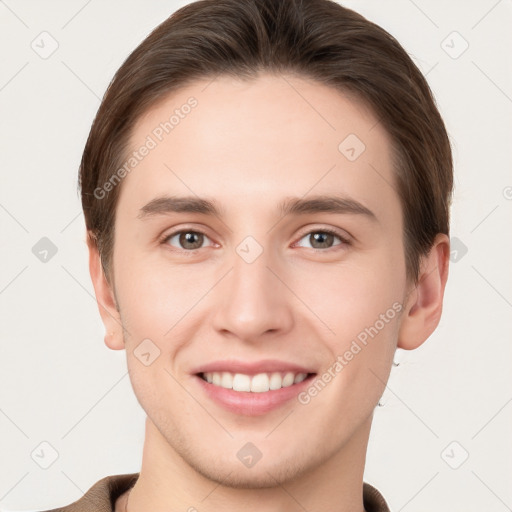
left=86, top=232, right=125, bottom=350
left=397, top=233, right=450, bottom=350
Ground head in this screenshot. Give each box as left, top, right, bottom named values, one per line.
left=83, top=0, right=452, bottom=489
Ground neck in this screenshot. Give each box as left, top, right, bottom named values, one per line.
left=124, top=416, right=371, bottom=512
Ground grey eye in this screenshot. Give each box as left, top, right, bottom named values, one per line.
left=296, top=230, right=344, bottom=250
left=165, top=231, right=211, bottom=250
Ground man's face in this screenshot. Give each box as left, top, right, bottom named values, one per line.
left=110, top=73, right=409, bottom=486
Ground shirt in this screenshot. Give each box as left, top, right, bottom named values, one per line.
left=37, top=473, right=390, bottom=512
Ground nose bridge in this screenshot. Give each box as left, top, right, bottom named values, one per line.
left=229, top=225, right=277, bottom=297
left=232, top=243, right=273, bottom=298
left=230, top=240, right=278, bottom=312
left=212, top=237, right=293, bottom=338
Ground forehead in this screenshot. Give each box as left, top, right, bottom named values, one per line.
left=118, top=72, right=399, bottom=223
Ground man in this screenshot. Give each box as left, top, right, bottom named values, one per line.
left=41, top=0, right=452, bottom=510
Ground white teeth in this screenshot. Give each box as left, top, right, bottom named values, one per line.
left=294, top=373, right=307, bottom=384
left=221, top=372, right=233, bottom=389
left=250, top=373, right=269, bottom=393
left=282, top=372, right=295, bottom=387
left=202, top=371, right=309, bottom=392
left=269, top=372, right=282, bottom=390
left=232, top=373, right=251, bottom=392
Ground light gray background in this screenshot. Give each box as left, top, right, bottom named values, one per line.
left=1, top=1, right=511, bottom=510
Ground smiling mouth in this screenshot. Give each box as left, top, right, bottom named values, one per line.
left=197, top=371, right=316, bottom=393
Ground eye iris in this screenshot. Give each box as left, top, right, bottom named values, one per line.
left=310, top=232, right=333, bottom=249
left=173, top=231, right=338, bottom=250
left=180, top=231, right=203, bottom=250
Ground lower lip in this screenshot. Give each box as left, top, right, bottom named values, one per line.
left=194, top=373, right=316, bottom=416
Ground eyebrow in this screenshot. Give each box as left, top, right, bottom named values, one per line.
left=137, top=194, right=377, bottom=222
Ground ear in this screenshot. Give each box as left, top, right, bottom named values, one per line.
left=397, top=233, right=450, bottom=350
left=86, top=231, right=125, bottom=350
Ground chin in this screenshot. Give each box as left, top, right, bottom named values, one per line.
left=192, top=458, right=310, bottom=489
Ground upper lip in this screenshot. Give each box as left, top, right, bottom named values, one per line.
left=191, top=359, right=316, bottom=376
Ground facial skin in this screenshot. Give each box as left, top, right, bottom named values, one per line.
left=88, top=73, right=449, bottom=512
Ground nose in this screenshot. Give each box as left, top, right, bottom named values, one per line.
left=212, top=245, right=294, bottom=342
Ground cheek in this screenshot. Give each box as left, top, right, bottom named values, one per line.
left=117, top=263, right=196, bottom=403
left=294, top=256, right=403, bottom=394
left=293, top=255, right=405, bottom=340
left=297, top=274, right=401, bottom=428
left=113, top=246, right=203, bottom=337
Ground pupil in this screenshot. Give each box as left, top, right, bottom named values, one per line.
left=181, top=232, right=202, bottom=249
left=312, top=232, right=332, bottom=248
left=177, top=231, right=333, bottom=250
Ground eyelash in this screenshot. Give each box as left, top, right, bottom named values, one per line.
left=294, top=227, right=350, bottom=250
left=159, top=226, right=351, bottom=253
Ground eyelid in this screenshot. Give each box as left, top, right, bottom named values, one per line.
left=292, top=226, right=352, bottom=250
left=159, top=224, right=352, bottom=252
left=159, top=224, right=216, bottom=249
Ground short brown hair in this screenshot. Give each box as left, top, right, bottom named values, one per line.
left=79, top=0, right=453, bottom=285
